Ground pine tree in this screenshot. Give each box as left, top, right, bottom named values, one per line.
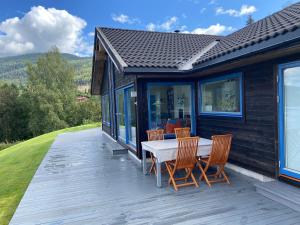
left=246, top=15, right=255, bottom=25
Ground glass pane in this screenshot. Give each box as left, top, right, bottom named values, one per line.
left=102, top=95, right=110, bottom=124
left=116, top=90, right=126, bottom=140
left=284, top=67, right=300, bottom=173
left=148, top=84, right=192, bottom=135
left=201, top=77, right=240, bottom=114
left=127, top=87, right=136, bottom=145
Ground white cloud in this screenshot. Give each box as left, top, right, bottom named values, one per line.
left=146, top=16, right=178, bottom=32
left=146, top=23, right=156, bottom=31
left=200, top=8, right=207, bottom=14
left=88, top=32, right=94, bottom=37
left=0, top=6, right=91, bottom=57
left=216, top=5, right=257, bottom=17
left=160, top=16, right=178, bottom=31
left=112, top=14, right=129, bottom=23
left=112, top=13, right=140, bottom=24
left=239, top=5, right=257, bottom=15
left=209, top=0, right=217, bottom=5
left=183, top=23, right=235, bottom=35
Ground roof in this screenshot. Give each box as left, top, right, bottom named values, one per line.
left=94, top=2, right=300, bottom=73
left=96, top=27, right=221, bottom=69
left=194, top=2, right=300, bottom=66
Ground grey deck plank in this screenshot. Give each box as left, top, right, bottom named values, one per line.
left=9, top=128, right=300, bottom=225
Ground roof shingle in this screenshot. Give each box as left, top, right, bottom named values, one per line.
left=96, top=2, right=300, bottom=71
left=97, top=27, right=221, bottom=69
left=193, top=2, right=300, bottom=66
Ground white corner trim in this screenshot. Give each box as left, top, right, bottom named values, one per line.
left=226, top=163, right=275, bottom=182
left=102, top=131, right=117, bottom=143
left=178, top=40, right=219, bottom=71
left=96, top=29, right=128, bottom=69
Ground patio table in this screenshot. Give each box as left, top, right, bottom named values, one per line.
left=141, top=138, right=213, bottom=187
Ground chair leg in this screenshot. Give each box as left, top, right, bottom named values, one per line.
left=166, top=163, right=178, bottom=191
left=220, top=166, right=230, bottom=184
left=197, top=161, right=211, bottom=188
left=149, top=154, right=157, bottom=175
left=190, top=169, right=199, bottom=188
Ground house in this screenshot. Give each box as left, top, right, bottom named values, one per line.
left=91, top=2, right=300, bottom=183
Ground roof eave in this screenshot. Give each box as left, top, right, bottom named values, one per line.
left=193, top=28, right=300, bottom=71
left=96, top=28, right=128, bottom=72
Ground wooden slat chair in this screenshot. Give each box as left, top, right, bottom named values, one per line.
left=146, top=129, right=164, bottom=174
left=165, top=137, right=199, bottom=191
left=174, top=127, right=191, bottom=139
left=197, top=134, right=233, bottom=187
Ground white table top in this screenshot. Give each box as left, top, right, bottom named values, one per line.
left=141, top=138, right=212, bottom=150
left=141, top=138, right=213, bottom=163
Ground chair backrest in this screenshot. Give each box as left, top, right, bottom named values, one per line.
left=174, top=127, right=191, bottom=139
left=208, top=134, right=233, bottom=166
left=175, top=137, right=199, bottom=169
left=146, top=129, right=164, bottom=141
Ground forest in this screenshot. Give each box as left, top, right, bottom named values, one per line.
left=0, top=48, right=101, bottom=146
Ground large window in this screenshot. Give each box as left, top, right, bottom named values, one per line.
left=148, top=83, right=195, bottom=136
left=199, top=73, right=243, bottom=117
left=116, top=89, right=126, bottom=141
left=101, top=94, right=110, bottom=125
left=278, top=61, right=300, bottom=179
left=116, top=85, right=137, bottom=147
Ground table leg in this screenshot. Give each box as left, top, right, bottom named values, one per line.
left=156, top=159, right=162, bottom=187
left=142, top=149, right=147, bottom=175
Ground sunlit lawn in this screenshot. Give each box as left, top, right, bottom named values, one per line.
left=0, top=123, right=100, bottom=225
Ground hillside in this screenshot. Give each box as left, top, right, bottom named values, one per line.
left=0, top=53, right=92, bottom=89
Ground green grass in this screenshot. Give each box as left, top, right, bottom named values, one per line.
left=0, top=142, right=20, bottom=151
left=0, top=123, right=100, bottom=225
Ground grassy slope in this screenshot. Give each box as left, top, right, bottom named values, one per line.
left=0, top=123, right=100, bottom=225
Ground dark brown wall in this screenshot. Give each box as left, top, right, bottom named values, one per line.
left=100, top=56, right=137, bottom=147
left=100, top=56, right=111, bottom=136
left=100, top=56, right=109, bottom=95
left=114, top=65, right=136, bottom=89
left=197, top=62, right=277, bottom=177
left=136, top=53, right=300, bottom=177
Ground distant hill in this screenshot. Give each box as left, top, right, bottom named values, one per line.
left=0, top=53, right=92, bottom=90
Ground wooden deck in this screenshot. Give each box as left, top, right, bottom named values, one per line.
left=10, top=128, right=300, bottom=225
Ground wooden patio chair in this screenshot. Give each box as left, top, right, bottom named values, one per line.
left=174, top=127, right=191, bottom=139
left=197, top=134, right=233, bottom=187
left=146, top=129, right=164, bottom=175
left=165, top=137, right=199, bottom=191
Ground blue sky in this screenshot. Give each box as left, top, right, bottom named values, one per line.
left=0, top=0, right=298, bottom=57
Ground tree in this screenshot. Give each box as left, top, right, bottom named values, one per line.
left=246, top=15, right=255, bottom=26
left=25, top=48, right=77, bottom=136
left=0, top=48, right=101, bottom=143
left=0, top=84, right=30, bottom=142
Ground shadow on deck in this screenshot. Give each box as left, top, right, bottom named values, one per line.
left=10, top=128, right=300, bottom=225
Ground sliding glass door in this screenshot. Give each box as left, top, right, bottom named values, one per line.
left=116, top=85, right=136, bottom=147
left=147, top=82, right=195, bottom=137
left=116, top=89, right=126, bottom=142
left=126, top=86, right=136, bottom=146
left=279, top=62, right=300, bottom=179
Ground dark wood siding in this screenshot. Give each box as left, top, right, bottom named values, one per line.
left=114, top=66, right=136, bottom=89
left=198, top=61, right=277, bottom=177
left=135, top=54, right=300, bottom=176
left=100, top=56, right=109, bottom=95
left=100, top=57, right=111, bottom=136
left=100, top=56, right=138, bottom=151
left=197, top=53, right=300, bottom=177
